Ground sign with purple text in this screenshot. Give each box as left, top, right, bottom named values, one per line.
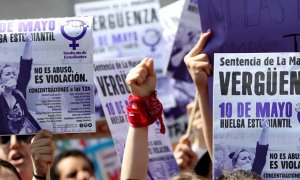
left=0, top=17, right=95, bottom=135
left=75, top=0, right=167, bottom=75
left=159, top=0, right=184, bottom=75
left=163, top=0, right=201, bottom=144
left=214, top=52, right=300, bottom=179
left=94, top=58, right=179, bottom=179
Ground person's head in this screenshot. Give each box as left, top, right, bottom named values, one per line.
left=229, top=149, right=253, bottom=171
left=172, top=172, right=207, bottom=180
left=0, top=64, right=17, bottom=89
left=0, top=159, right=21, bottom=180
left=51, top=149, right=95, bottom=180
left=0, top=135, right=34, bottom=180
left=219, top=169, right=262, bottom=180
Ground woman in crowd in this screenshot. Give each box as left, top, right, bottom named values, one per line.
left=0, top=34, right=41, bottom=134
left=183, top=29, right=269, bottom=177
left=229, top=119, right=269, bottom=175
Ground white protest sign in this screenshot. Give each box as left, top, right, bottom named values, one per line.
left=94, top=58, right=179, bottom=179
left=0, top=17, right=95, bottom=135
left=163, top=0, right=201, bottom=144
left=214, top=52, right=300, bottom=179
left=75, top=0, right=167, bottom=75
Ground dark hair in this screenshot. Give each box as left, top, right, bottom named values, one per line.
left=172, top=172, right=207, bottom=180
left=0, top=159, right=21, bottom=180
left=219, top=169, right=262, bottom=180
left=50, top=149, right=94, bottom=180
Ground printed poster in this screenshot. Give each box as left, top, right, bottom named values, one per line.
left=0, top=17, right=95, bottom=135
left=94, top=58, right=179, bottom=179
left=214, top=52, right=300, bottom=179
left=163, top=0, right=201, bottom=144
left=157, top=0, right=184, bottom=110
left=75, top=0, right=167, bottom=75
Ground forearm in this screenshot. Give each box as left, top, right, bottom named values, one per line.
left=22, top=38, right=32, bottom=60
left=121, top=126, right=148, bottom=180
left=258, top=129, right=268, bottom=145
left=196, top=84, right=212, bottom=159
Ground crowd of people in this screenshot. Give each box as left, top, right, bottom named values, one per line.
left=0, top=30, right=267, bottom=180
left=0, top=31, right=268, bottom=180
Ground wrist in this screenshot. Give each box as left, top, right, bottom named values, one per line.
left=32, top=172, right=46, bottom=180
left=126, top=91, right=165, bottom=134
left=33, top=168, right=46, bottom=179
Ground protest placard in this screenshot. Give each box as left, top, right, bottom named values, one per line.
left=163, top=0, right=201, bottom=144
left=197, top=1, right=300, bottom=178
left=214, top=52, right=300, bottom=179
left=75, top=0, right=167, bottom=75
left=0, top=17, right=95, bottom=135
left=198, top=1, right=300, bottom=59
left=94, top=58, right=179, bottom=179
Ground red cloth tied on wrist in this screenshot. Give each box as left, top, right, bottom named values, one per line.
left=126, top=91, right=165, bottom=134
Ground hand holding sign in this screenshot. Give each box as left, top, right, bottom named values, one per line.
left=174, top=135, right=198, bottom=171
left=30, top=130, right=54, bottom=179
left=126, top=58, right=156, bottom=97
left=184, top=30, right=212, bottom=87
left=184, top=30, right=213, bottom=158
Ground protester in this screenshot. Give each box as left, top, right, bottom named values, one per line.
left=0, top=129, right=53, bottom=180
left=120, top=57, right=208, bottom=180
left=219, top=169, right=262, bottom=180
left=173, top=102, right=211, bottom=178
left=168, top=30, right=214, bottom=180
left=172, top=172, right=207, bottom=180
left=120, top=57, right=157, bottom=180
left=0, top=34, right=41, bottom=134
left=184, top=30, right=269, bottom=177
left=50, top=149, right=95, bottom=180
left=183, top=30, right=213, bottom=159
left=228, top=119, right=269, bottom=175
left=0, top=159, right=21, bottom=180
left=30, top=130, right=54, bottom=180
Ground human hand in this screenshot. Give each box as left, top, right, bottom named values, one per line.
left=22, top=33, right=32, bottom=60
left=174, top=135, right=198, bottom=172
left=184, top=30, right=212, bottom=87
left=261, top=119, right=269, bottom=130
left=30, top=130, right=54, bottom=178
left=126, top=58, right=156, bottom=97
left=24, top=33, right=32, bottom=42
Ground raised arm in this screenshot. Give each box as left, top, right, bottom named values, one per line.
left=17, top=34, right=33, bottom=96
left=121, top=58, right=157, bottom=180
left=258, top=119, right=269, bottom=145
left=22, top=34, right=32, bottom=60
left=184, top=30, right=213, bottom=158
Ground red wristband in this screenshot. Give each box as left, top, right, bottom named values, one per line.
left=126, top=91, right=165, bottom=134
